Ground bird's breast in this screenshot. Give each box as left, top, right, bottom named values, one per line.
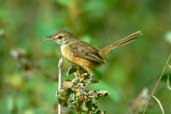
left=61, top=45, right=73, bottom=60
left=60, top=45, right=96, bottom=68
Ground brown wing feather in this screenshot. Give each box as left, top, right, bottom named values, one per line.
left=69, top=41, right=104, bottom=64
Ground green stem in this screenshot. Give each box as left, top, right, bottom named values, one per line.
left=143, top=51, right=171, bottom=114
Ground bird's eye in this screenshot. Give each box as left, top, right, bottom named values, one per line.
left=57, top=35, right=63, bottom=39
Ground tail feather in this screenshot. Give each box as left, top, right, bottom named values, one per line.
left=100, top=31, right=142, bottom=58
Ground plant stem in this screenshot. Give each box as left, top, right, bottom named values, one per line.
left=143, top=51, right=171, bottom=114
left=57, top=57, right=63, bottom=114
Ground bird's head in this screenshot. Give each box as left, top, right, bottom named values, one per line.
left=48, top=31, right=73, bottom=45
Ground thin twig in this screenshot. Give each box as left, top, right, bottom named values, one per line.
left=151, top=52, right=171, bottom=95
left=143, top=51, right=171, bottom=114
left=57, top=57, right=63, bottom=114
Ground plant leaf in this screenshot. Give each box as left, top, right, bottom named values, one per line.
left=152, top=95, right=165, bottom=114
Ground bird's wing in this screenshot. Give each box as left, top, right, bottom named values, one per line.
left=69, top=41, right=104, bottom=64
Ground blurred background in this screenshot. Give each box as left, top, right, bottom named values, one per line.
left=0, top=0, right=171, bottom=114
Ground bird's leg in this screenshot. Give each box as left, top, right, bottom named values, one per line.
left=76, top=65, right=84, bottom=78
left=83, top=67, right=94, bottom=88
left=85, top=74, right=93, bottom=88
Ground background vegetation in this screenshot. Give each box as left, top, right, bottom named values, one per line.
left=0, top=0, right=171, bottom=114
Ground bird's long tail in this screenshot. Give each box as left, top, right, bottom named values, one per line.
left=100, top=31, right=142, bottom=58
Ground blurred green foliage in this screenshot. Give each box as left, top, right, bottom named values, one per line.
left=0, top=0, right=171, bottom=114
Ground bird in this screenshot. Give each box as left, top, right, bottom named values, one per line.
left=48, top=31, right=142, bottom=77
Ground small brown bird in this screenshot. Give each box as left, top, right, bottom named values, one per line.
left=48, top=31, right=142, bottom=76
